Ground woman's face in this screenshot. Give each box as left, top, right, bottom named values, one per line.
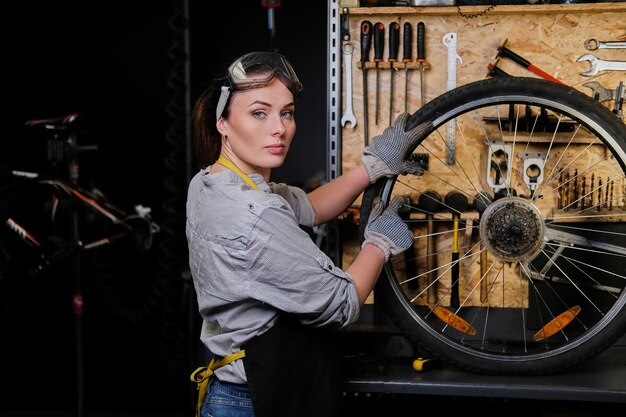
left=216, top=75, right=296, bottom=178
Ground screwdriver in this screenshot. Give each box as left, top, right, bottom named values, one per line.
left=360, top=20, right=373, bottom=146
left=388, top=22, right=400, bottom=126
left=416, top=22, right=426, bottom=106
left=373, top=22, right=384, bottom=125
left=402, top=22, right=412, bottom=114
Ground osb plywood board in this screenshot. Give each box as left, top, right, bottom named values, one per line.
left=340, top=3, right=626, bottom=174
left=339, top=3, right=626, bottom=306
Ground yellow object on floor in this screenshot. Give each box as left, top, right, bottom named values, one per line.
left=412, top=357, right=439, bottom=372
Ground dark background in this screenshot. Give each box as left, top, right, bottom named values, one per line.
left=1, top=1, right=327, bottom=414
left=4, top=2, right=623, bottom=417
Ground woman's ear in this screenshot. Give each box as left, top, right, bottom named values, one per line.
left=216, top=117, right=227, bottom=136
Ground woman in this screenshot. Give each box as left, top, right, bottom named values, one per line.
left=187, top=51, right=431, bottom=417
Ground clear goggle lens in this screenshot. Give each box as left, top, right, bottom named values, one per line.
left=227, top=52, right=303, bottom=97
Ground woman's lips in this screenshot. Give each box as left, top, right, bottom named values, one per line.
left=265, top=144, right=285, bottom=154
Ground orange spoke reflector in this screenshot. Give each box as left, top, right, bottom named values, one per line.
left=533, top=305, right=581, bottom=342
left=431, top=306, right=478, bottom=335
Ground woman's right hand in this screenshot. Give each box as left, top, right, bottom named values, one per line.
left=362, top=196, right=413, bottom=261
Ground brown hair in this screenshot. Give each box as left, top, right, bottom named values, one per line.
left=192, top=78, right=229, bottom=169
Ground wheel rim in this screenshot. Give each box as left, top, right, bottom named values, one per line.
left=372, top=78, right=626, bottom=370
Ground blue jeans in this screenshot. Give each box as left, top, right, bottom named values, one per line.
left=201, top=377, right=255, bottom=417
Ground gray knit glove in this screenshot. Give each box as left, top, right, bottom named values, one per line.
left=363, top=196, right=413, bottom=262
left=362, top=113, right=433, bottom=183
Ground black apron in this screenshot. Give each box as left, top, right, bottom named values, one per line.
left=242, top=315, right=344, bottom=417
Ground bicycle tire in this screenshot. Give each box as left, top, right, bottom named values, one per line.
left=359, top=77, right=626, bottom=375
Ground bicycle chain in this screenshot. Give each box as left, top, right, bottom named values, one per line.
left=456, top=3, right=496, bottom=19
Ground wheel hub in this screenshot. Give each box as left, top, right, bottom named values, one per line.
left=479, top=196, right=544, bottom=262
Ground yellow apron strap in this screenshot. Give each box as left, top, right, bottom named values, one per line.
left=190, top=349, right=246, bottom=417
left=216, top=155, right=261, bottom=191
left=192, top=155, right=253, bottom=416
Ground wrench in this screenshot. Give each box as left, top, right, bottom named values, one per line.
left=577, top=54, right=626, bottom=76
left=584, top=39, right=626, bottom=50
left=582, top=81, right=617, bottom=102
left=341, top=42, right=357, bottom=129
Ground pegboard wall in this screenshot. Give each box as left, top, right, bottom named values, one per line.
left=337, top=3, right=626, bottom=303
left=340, top=3, right=626, bottom=173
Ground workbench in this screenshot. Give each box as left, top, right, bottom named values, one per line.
left=340, top=319, right=626, bottom=404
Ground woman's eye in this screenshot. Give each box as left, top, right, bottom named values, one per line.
left=252, top=111, right=266, bottom=118
left=281, top=110, right=294, bottom=118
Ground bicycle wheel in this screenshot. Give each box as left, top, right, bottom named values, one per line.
left=359, top=77, right=626, bottom=375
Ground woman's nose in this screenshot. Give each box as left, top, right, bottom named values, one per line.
left=271, top=115, right=286, bottom=135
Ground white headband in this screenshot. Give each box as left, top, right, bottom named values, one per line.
left=215, top=86, right=231, bottom=120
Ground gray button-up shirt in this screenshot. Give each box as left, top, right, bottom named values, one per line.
left=186, top=167, right=360, bottom=383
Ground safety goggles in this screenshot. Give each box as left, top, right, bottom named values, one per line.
left=216, top=52, right=303, bottom=120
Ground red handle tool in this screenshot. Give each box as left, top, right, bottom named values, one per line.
left=497, top=39, right=566, bottom=85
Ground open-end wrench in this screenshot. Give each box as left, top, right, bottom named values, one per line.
left=577, top=54, right=626, bottom=76
left=341, top=42, right=357, bottom=129
left=582, top=81, right=617, bottom=102
left=584, top=39, right=626, bottom=50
